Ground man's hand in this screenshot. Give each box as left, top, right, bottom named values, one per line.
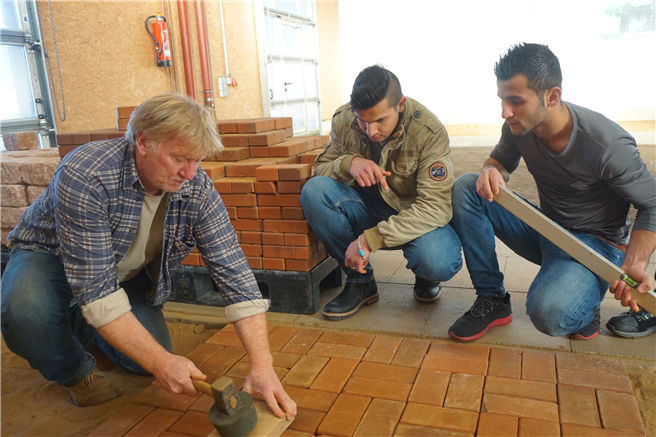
left=350, top=157, right=391, bottom=190
left=243, top=363, right=297, bottom=420
left=151, top=353, right=207, bottom=397
left=477, top=166, right=506, bottom=202
left=345, top=234, right=370, bottom=274
left=610, top=264, right=654, bottom=312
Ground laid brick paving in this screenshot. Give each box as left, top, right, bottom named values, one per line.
left=88, top=325, right=648, bottom=437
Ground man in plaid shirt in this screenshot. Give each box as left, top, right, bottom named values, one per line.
left=1, top=94, right=296, bottom=417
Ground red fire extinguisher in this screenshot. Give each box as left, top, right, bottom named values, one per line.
left=145, top=13, right=171, bottom=67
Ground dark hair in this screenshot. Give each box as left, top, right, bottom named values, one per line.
left=494, top=43, right=562, bottom=94
left=350, top=65, right=403, bottom=111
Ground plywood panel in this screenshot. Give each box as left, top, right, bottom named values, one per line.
left=316, top=1, right=344, bottom=122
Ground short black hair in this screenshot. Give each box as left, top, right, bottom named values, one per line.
left=494, top=43, right=562, bottom=94
left=350, top=65, right=403, bottom=111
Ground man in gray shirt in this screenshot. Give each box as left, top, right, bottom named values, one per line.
left=448, top=43, right=656, bottom=341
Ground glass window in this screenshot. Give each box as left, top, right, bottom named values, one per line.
left=0, top=45, right=36, bottom=120
left=1, top=1, right=22, bottom=29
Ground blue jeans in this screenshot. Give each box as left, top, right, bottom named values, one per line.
left=451, top=173, right=626, bottom=336
left=300, top=176, right=462, bottom=283
left=1, top=249, right=172, bottom=387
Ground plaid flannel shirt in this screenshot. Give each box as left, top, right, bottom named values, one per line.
left=8, top=139, right=265, bottom=322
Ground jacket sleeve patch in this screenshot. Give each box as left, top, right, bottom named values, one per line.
left=429, top=162, right=448, bottom=181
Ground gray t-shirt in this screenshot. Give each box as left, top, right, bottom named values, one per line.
left=490, top=102, right=656, bottom=245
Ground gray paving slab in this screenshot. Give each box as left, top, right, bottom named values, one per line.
left=503, top=256, right=539, bottom=293
left=368, top=249, right=406, bottom=283
left=420, top=289, right=571, bottom=350
left=295, top=283, right=433, bottom=336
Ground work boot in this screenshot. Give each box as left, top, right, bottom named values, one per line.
left=606, top=309, right=656, bottom=339
left=322, top=280, right=379, bottom=321
left=66, top=368, right=120, bottom=407
left=568, top=306, right=601, bottom=340
left=448, top=294, right=513, bottom=341
left=413, top=276, right=442, bottom=303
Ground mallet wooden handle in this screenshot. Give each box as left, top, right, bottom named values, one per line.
left=192, top=379, right=213, bottom=397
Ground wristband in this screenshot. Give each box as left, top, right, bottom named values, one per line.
left=357, top=235, right=369, bottom=260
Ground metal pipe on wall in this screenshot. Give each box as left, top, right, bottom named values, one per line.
left=176, top=0, right=196, bottom=99
left=194, top=0, right=215, bottom=110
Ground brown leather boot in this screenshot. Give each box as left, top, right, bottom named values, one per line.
left=66, top=368, right=120, bottom=407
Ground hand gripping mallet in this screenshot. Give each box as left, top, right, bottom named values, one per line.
left=494, top=185, right=656, bottom=315
left=192, top=376, right=257, bottom=437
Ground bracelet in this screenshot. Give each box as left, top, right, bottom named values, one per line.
left=357, top=235, right=369, bottom=260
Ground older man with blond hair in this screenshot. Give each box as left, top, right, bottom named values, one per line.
left=1, top=93, right=296, bottom=418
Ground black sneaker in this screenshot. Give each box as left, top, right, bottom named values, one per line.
left=568, top=306, right=600, bottom=340
left=448, top=294, right=513, bottom=341
left=606, top=309, right=656, bottom=339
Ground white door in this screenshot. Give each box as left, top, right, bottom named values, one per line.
left=261, top=1, right=321, bottom=135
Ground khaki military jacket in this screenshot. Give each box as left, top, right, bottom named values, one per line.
left=314, top=97, right=454, bottom=251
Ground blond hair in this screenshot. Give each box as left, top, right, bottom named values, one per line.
left=125, top=93, right=223, bottom=157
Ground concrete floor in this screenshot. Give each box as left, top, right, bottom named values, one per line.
left=164, top=238, right=656, bottom=367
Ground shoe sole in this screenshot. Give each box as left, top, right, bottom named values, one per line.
left=448, top=315, right=513, bottom=342
left=322, top=293, right=380, bottom=321
left=414, top=288, right=442, bottom=303
left=606, top=323, right=656, bottom=339
left=567, top=330, right=600, bottom=340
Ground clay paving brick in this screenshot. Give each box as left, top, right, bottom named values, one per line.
left=283, top=355, right=330, bottom=388
left=284, top=233, right=317, bottom=246
left=232, top=178, right=256, bottom=193
left=281, top=207, right=307, bottom=221
left=484, top=375, right=557, bottom=402
left=522, top=350, right=557, bottom=383
left=561, top=423, right=644, bottom=437
left=343, top=376, right=412, bottom=402
left=241, top=244, right=263, bottom=257
left=400, top=403, right=479, bottom=434
left=248, top=129, right=287, bottom=146
left=278, top=180, right=305, bottom=194
left=263, top=231, right=285, bottom=245
left=317, top=331, right=375, bottom=348
left=188, top=394, right=215, bottom=413
left=221, top=193, right=257, bottom=207
left=279, top=163, right=312, bottom=180
left=254, top=181, right=278, bottom=194
left=157, top=432, right=193, bottom=437
left=281, top=328, right=324, bottom=355
left=256, top=164, right=287, bottom=181
left=317, top=393, right=371, bottom=437
left=282, top=386, right=338, bottom=412
left=421, top=351, right=488, bottom=376
left=87, top=404, right=154, bottom=436
left=268, top=326, right=299, bottom=351
left=428, top=341, right=490, bottom=361
left=185, top=343, right=224, bottom=368
left=310, top=358, right=359, bottom=393
left=481, top=393, right=559, bottom=422
left=131, top=384, right=200, bottom=411
left=241, top=350, right=302, bottom=368
left=286, top=248, right=326, bottom=272
left=444, top=373, right=485, bottom=411
left=597, top=389, right=646, bottom=435
left=518, top=418, right=561, bottom=437
left=287, top=408, right=326, bottom=434
left=260, top=207, right=283, bottom=220
left=477, top=412, right=518, bottom=437
left=167, top=410, right=215, bottom=436
left=263, top=257, right=285, bottom=270
left=391, top=338, right=431, bottom=368
left=408, top=368, right=451, bottom=406
left=231, top=219, right=263, bottom=232
left=353, top=398, right=406, bottom=437
left=488, top=347, right=522, bottom=379
left=205, top=331, right=244, bottom=348
left=241, top=231, right=263, bottom=244
left=393, top=423, right=474, bottom=436
left=557, top=384, right=600, bottom=427
left=281, top=430, right=315, bottom=437
left=226, top=362, right=288, bottom=380
left=307, top=342, right=367, bottom=360
left=199, top=346, right=246, bottom=383
left=363, top=335, right=403, bottom=364
left=557, top=368, right=633, bottom=393
left=258, top=196, right=304, bottom=209
left=353, top=362, right=418, bottom=384
left=263, top=244, right=316, bottom=260
left=124, top=408, right=183, bottom=437
left=555, top=353, right=627, bottom=375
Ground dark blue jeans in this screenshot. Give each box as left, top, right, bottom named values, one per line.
left=1, top=249, right=172, bottom=387
left=451, top=173, right=626, bottom=336
left=300, top=176, right=462, bottom=283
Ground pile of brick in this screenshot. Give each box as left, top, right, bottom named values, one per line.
left=0, top=148, right=60, bottom=245
left=50, top=107, right=330, bottom=273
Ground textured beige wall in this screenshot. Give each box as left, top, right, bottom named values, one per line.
left=316, top=1, right=343, bottom=122
left=39, top=0, right=263, bottom=134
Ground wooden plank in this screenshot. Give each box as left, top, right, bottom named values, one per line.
left=207, top=399, right=294, bottom=437
left=494, top=185, right=656, bottom=315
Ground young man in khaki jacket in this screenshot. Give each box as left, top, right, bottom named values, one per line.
left=301, top=65, right=462, bottom=320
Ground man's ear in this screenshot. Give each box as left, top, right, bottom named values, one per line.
left=397, top=96, right=407, bottom=113
left=135, top=132, right=148, bottom=156
left=545, top=87, right=562, bottom=108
